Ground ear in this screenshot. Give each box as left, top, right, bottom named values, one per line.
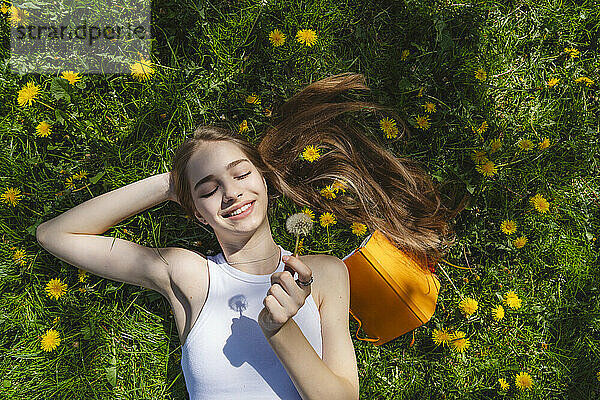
left=194, top=210, right=207, bottom=225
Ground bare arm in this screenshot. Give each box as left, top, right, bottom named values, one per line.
left=36, top=172, right=183, bottom=296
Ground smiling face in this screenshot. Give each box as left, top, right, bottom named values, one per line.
left=186, top=140, right=270, bottom=237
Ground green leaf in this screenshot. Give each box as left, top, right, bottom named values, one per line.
left=106, top=350, right=117, bottom=386
left=106, top=364, right=116, bottom=387
left=47, top=144, right=58, bottom=150
left=50, top=78, right=71, bottom=102
left=82, top=325, right=91, bottom=340
left=397, top=78, right=410, bottom=91
left=54, top=108, right=68, bottom=124
left=89, top=171, right=105, bottom=184
left=431, top=170, right=443, bottom=182
left=26, top=224, right=37, bottom=237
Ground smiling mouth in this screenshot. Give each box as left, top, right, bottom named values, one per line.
left=223, top=200, right=255, bottom=218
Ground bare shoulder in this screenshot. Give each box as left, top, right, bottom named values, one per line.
left=151, top=246, right=208, bottom=298
left=297, top=254, right=348, bottom=311
left=152, top=247, right=211, bottom=343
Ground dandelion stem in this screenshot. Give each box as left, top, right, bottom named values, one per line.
left=437, top=261, right=463, bottom=300
left=22, top=203, right=42, bottom=216
left=293, top=234, right=300, bottom=257
left=36, top=100, right=55, bottom=111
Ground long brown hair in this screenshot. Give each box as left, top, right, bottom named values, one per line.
left=171, top=72, right=468, bottom=268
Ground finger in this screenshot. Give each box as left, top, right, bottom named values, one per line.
left=282, top=255, right=313, bottom=284
left=276, top=272, right=307, bottom=301
left=272, top=271, right=307, bottom=299
left=264, top=294, right=288, bottom=325
left=268, top=283, right=298, bottom=311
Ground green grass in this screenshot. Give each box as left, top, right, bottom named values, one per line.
left=1, top=0, right=599, bottom=398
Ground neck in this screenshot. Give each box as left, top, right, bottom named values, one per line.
left=217, top=231, right=282, bottom=275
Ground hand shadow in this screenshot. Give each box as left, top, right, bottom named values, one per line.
left=222, top=314, right=300, bottom=398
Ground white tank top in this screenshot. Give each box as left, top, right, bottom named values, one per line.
left=181, top=244, right=323, bottom=399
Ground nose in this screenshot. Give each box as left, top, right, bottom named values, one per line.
left=222, top=179, right=243, bottom=202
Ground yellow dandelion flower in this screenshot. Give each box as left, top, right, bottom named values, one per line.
left=564, top=47, right=580, bottom=58
left=245, top=93, right=261, bottom=105
left=575, top=76, right=594, bottom=87
left=351, top=222, right=367, bottom=236
left=73, top=170, right=88, bottom=180
left=492, top=305, right=505, bottom=321
left=301, top=145, right=321, bottom=162
left=513, top=236, right=528, bottom=248
left=475, top=68, right=487, bottom=81
left=476, top=160, right=498, bottom=177
left=8, top=5, right=30, bottom=27
left=400, top=49, right=410, bottom=61
left=301, top=207, right=315, bottom=220
left=320, top=185, right=336, bottom=200
left=500, top=220, right=517, bottom=235
left=78, top=268, right=88, bottom=283
left=61, top=71, right=81, bottom=85
left=423, top=102, right=436, bottom=113
left=518, top=138, right=535, bottom=151
left=415, top=115, right=430, bottom=130
left=417, top=87, right=425, bottom=97
left=130, top=58, right=155, bottom=81
left=432, top=328, right=452, bottom=347
left=515, top=372, right=533, bottom=391
left=478, top=121, right=488, bottom=134
left=268, top=29, right=286, bottom=47
left=498, top=378, right=510, bottom=391
left=503, top=291, right=522, bottom=309
left=17, top=81, right=40, bottom=107
left=1, top=4, right=9, bottom=14
left=45, top=278, right=67, bottom=300
left=319, top=212, right=336, bottom=227
left=459, top=297, right=478, bottom=317
left=1, top=187, right=23, bottom=207
left=239, top=120, right=248, bottom=133
left=380, top=117, right=397, bottom=134
left=471, top=149, right=488, bottom=164
left=385, top=125, right=399, bottom=139
left=547, top=77, right=560, bottom=87
left=296, top=29, right=318, bottom=47
left=40, top=329, right=61, bottom=352
left=331, top=180, right=348, bottom=194
left=12, top=248, right=27, bottom=266
left=489, top=138, right=502, bottom=153
left=36, top=121, right=52, bottom=137
left=65, top=176, right=76, bottom=189
left=538, top=137, right=550, bottom=150
left=449, top=331, right=470, bottom=353
left=530, top=194, right=550, bottom=213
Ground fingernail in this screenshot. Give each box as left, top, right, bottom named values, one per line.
left=282, top=255, right=289, bottom=261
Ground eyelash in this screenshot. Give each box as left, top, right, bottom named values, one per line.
left=201, top=172, right=251, bottom=198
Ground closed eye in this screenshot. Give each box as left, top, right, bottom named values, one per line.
left=200, top=171, right=251, bottom=198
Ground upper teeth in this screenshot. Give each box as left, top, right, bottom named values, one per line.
left=227, top=202, right=252, bottom=216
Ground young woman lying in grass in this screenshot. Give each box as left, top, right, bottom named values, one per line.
left=37, top=72, right=464, bottom=399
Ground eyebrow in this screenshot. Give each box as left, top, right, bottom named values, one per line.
left=193, top=158, right=251, bottom=191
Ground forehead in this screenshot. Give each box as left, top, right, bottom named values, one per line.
left=186, top=141, right=249, bottom=179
